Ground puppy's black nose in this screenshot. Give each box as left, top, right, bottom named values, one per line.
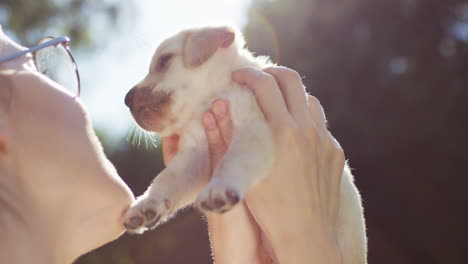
left=125, top=88, right=136, bottom=109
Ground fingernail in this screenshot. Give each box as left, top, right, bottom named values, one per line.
left=203, top=113, right=217, bottom=129
left=213, top=101, right=227, bottom=116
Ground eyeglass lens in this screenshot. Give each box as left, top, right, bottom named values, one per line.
left=34, top=37, right=80, bottom=96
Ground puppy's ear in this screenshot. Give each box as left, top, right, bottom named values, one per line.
left=184, top=27, right=235, bottom=68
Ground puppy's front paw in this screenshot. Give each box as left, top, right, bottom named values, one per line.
left=123, top=195, right=172, bottom=234
left=195, top=182, right=241, bottom=214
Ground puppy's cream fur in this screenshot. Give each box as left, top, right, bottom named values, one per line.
left=124, top=26, right=367, bottom=263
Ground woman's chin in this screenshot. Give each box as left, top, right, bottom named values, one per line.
left=72, top=198, right=133, bottom=260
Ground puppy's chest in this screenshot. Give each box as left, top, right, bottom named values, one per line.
left=178, top=121, right=206, bottom=151
left=178, top=87, right=264, bottom=151
left=220, top=88, right=264, bottom=127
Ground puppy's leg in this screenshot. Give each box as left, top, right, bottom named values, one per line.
left=195, top=120, right=275, bottom=213
left=124, top=144, right=209, bottom=233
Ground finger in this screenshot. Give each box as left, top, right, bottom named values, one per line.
left=263, top=66, right=310, bottom=123
left=307, top=95, right=344, bottom=163
left=162, top=134, right=179, bottom=166
left=212, top=100, right=233, bottom=145
left=307, top=95, right=328, bottom=133
left=232, top=67, right=293, bottom=127
left=203, top=111, right=229, bottom=169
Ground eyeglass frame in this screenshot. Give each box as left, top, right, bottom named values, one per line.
left=0, top=36, right=81, bottom=97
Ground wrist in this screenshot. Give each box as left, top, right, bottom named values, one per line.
left=268, top=225, right=343, bottom=264
left=275, top=242, right=342, bottom=264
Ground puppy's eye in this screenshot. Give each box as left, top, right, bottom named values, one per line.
left=157, top=54, right=173, bottom=71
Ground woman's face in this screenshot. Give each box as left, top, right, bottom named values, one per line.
left=0, top=30, right=134, bottom=261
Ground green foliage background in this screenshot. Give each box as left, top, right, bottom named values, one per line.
left=1, top=0, right=467, bottom=263
left=0, top=0, right=121, bottom=46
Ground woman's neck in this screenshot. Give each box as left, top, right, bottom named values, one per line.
left=0, top=198, right=66, bottom=264
left=0, top=167, right=75, bottom=264
left=0, top=169, right=129, bottom=264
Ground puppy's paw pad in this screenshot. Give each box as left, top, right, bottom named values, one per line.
left=142, top=209, right=157, bottom=221
left=225, top=189, right=240, bottom=205
left=196, top=185, right=241, bottom=214
left=123, top=197, right=172, bottom=233
left=123, top=216, right=144, bottom=230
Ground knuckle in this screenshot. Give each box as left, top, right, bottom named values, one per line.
left=207, top=129, right=221, bottom=142
left=263, top=66, right=277, bottom=73
left=303, top=121, right=321, bottom=141
left=208, top=139, right=225, bottom=154
left=276, top=121, right=304, bottom=144
left=218, top=116, right=231, bottom=128
left=219, top=121, right=233, bottom=140
left=324, top=134, right=334, bottom=147
left=321, top=136, right=336, bottom=151
left=255, top=73, right=277, bottom=87
left=334, top=147, right=345, bottom=163
left=265, top=66, right=302, bottom=82
left=334, top=152, right=346, bottom=169
left=329, top=139, right=345, bottom=163
left=281, top=68, right=302, bottom=82
left=307, top=95, right=321, bottom=106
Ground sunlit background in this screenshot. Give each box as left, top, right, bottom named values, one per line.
left=1, top=0, right=468, bottom=263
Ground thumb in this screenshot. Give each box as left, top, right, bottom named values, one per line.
left=203, top=111, right=228, bottom=170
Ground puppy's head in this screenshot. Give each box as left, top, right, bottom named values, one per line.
left=125, top=26, right=240, bottom=135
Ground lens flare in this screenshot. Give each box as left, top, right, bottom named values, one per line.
left=249, top=10, right=281, bottom=64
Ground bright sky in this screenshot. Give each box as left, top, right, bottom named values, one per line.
left=77, top=0, right=252, bottom=140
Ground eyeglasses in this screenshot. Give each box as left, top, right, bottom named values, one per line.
left=0, top=36, right=81, bottom=97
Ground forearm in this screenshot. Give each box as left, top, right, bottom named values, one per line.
left=207, top=203, right=268, bottom=264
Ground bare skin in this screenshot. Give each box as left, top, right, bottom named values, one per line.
left=163, top=67, right=344, bottom=264
left=0, top=26, right=134, bottom=264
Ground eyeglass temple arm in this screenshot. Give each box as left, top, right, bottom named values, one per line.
left=0, top=36, right=70, bottom=64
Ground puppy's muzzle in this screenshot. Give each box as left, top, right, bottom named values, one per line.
left=125, top=86, right=173, bottom=131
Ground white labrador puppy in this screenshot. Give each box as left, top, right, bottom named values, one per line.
left=123, top=26, right=367, bottom=263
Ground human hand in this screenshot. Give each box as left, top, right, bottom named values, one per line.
left=202, top=66, right=345, bottom=264
left=160, top=66, right=345, bottom=264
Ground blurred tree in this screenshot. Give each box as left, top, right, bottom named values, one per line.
left=244, top=0, right=468, bottom=263
left=0, top=0, right=126, bottom=46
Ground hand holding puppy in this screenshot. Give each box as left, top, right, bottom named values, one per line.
left=133, top=26, right=365, bottom=264
left=163, top=66, right=365, bottom=264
